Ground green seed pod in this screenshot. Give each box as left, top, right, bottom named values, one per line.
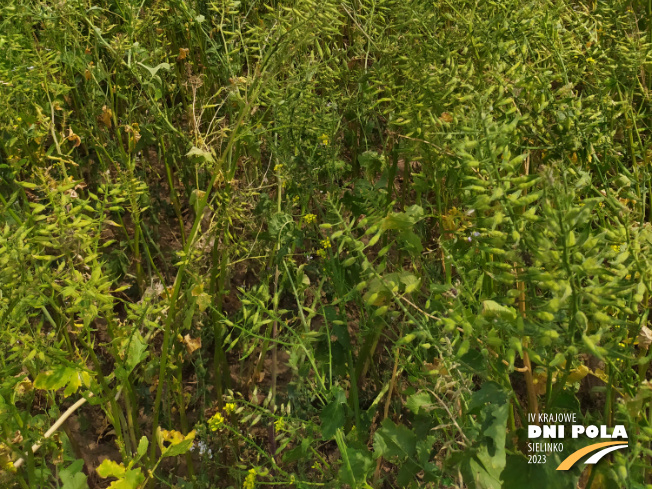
left=367, top=231, right=382, bottom=248
left=374, top=306, right=389, bottom=317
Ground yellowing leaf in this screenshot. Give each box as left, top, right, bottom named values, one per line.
left=440, top=112, right=453, bottom=123
left=66, top=128, right=81, bottom=147
left=34, top=366, right=84, bottom=397
left=100, top=106, right=113, bottom=128
left=14, top=378, right=33, bottom=396
left=157, top=428, right=196, bottom=458
left=566, top=364, right=589, bottom=384
left=96, top=460, right=126, bottom=479
left=531, top=371, right=548, bottom=396
left=96, top=460, right=144, bottom=489
left=183, top=335, right=202, bottom=354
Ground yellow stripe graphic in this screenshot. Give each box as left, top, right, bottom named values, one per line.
left=556, top=441, right=628, bottom=470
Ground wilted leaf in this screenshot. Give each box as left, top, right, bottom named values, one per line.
left=183, top=334, right=202, bottom=354
left=100, top=106, right=112, bottom=127
left=638, top=325, right=652, bottom=350
left=440, top=112, right=453, bottom=123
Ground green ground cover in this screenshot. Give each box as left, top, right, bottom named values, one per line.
left=2, top=0, right=652, bottom=487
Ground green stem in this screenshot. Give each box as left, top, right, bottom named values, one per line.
left=150, top=73, right=263, bottom=464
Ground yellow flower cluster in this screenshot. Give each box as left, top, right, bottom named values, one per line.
left=274, top=417, right=285, bottom=432
left=208, top=412, right=225, bottom=431
left=318, top=134, right=329, bottom=146
left=243, top=468, right=257, bottom=489
left=224, top=402, right=236, bottom=414
left=316, top=238, right=331, bottom=258
left=303, top=213, right=317, bottom=223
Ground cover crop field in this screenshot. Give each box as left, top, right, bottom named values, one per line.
left=2, top=0, right=652, bottom=487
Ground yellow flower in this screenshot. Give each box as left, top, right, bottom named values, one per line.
left=208, top=412, right=225, bottom=431
left=274, top=417, right=285, bottom=432
left=320, top=238, right=331, bottom=249
left=611, top=244, right=621, bottom=253
left=243, top=468, right=256, bottom=489
left=587, top=57, right=596, bottom=64
left=318, top=134, right=329, bottom=146
left=224, top=403, right=236, bottom=414
left=303, top=213, right=317, bottom=223
left=316, top=249, right=326, bottom=258
left=274, top=164, right=284, bottom=173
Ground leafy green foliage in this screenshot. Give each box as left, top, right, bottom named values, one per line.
left=2, top=0, right=652, bottom=487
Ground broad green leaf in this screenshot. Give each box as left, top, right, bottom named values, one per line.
left=320, top=388, right=348, bottom=439
left=468, top=382, right=508, bottom=414
left=406, top=392, right=432, bottom=414
left=358, top=151, right=385, bottom=176
left=60, top=460, right=89, bottom=489
left=399, top=273, right=421, bottom=294
left=186, top=146, right=214, bottom=163
left=126, top=333, right=148, bottom=374
left=381, top=206, right=424, bottom=231
left=481, top=300, right=517, bottom=321
left=138, top=62, right=171, bottom=77
left=339, top=447, right=373, bottom=486
left=195, top=292, right=212, bottom=312
left=500, top=454, right=576, bottom=489
left=136, top=436, right=149, bottom=459
left=268, top=212, right=293, bottom=237
left=373, top=419, right=416, bottom=459
left=107, top=469, right=145, bottom=489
